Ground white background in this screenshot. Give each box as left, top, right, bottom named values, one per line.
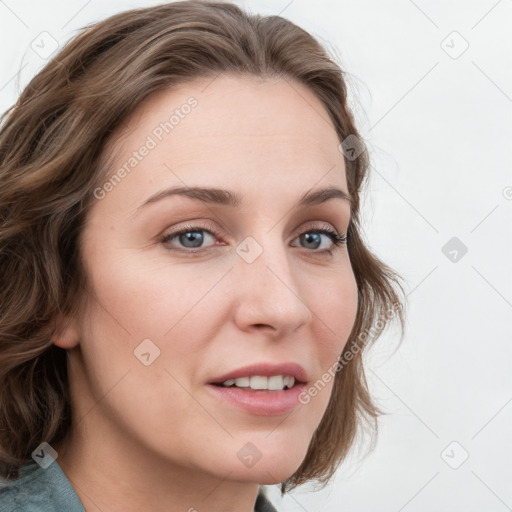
left=1, top=1, right=511, bottom=511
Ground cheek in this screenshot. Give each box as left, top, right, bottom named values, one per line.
left=291, top=265, right=357, bottom=413
left=311, top=266, right=358, bottom=358
left=76, top=249, right=229, bottom=410
left=83, top=238, right=224, bottom=339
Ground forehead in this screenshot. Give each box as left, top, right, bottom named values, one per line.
left=124, top=73, right=338, bottom=135
left=93, top=74, right=348, bottom=216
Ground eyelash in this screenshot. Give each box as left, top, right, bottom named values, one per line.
left=161, top=223, right=348, bottom=256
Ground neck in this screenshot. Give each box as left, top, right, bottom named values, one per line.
left=54, top=352, right=261, bottom=512
left=55, top=421, right=261, bottom=512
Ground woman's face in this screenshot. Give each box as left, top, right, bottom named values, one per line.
left=58, top=75, right=358, bottom=484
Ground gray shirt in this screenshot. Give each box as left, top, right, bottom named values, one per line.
left=0, top=461, right=278, bottom=512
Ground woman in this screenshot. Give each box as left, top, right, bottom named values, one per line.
left=0, top=1, right=405, bottom=510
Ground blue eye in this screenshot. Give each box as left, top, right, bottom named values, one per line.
left=161, top=224, right=347, bottom=254
left=164, top=229, right=216, bottom=250
left=294, top=229, right=347, bottom=252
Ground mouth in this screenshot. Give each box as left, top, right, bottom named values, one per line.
left=208, top=361, right=309, bottom=388
left=206, top=364, right=309, bottom=416
left=210, top=374, right=301, bottom=392
left=205, top=380, right=307, bottom=416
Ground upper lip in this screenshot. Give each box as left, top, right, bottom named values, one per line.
left=209, top=362, right=309, bottom=385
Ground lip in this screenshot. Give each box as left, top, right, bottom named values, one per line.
left=205, top=382, right=307, bottom=416
left=208, top=362, right=309, bottom=385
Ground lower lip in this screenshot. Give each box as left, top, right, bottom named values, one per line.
left=206, top=383, right=307, bottom=416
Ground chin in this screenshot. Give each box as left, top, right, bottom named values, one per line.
left=256, top=466, right=300, bottom=485
left=224, top=453, right=306, bottom=485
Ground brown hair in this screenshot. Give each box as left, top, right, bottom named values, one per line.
left=0, top=0, right=406, bottom=494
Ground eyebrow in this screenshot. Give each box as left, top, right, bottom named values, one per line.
left=134, top=185, right=352, bottom=214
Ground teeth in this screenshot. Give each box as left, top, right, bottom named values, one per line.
left=268, top=375, right=284, bottom=390
left=250, top=376, right=268, bottom=389
left=221, top=375, right=295, bottom=390
left=284, top=376, right=295, bottom=388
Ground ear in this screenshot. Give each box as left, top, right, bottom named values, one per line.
left=51, top=313, right=80, bottom=349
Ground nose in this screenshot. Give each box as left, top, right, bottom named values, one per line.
left=231, top=235, right=313, bottom=337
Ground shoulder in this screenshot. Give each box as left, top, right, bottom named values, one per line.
left=0, top=461, right=85, bottom=512
left=0, top=462, right=51, bottom=511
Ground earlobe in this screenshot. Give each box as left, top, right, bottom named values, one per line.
left=51, top=313, right=80, bottom=349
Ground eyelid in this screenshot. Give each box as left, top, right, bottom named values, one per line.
left=162, top=219, right=344, bottom=240
left=162, top=220, right=225, bottom=242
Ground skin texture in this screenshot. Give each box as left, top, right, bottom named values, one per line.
left=52, top=75, right=358, bottom=512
